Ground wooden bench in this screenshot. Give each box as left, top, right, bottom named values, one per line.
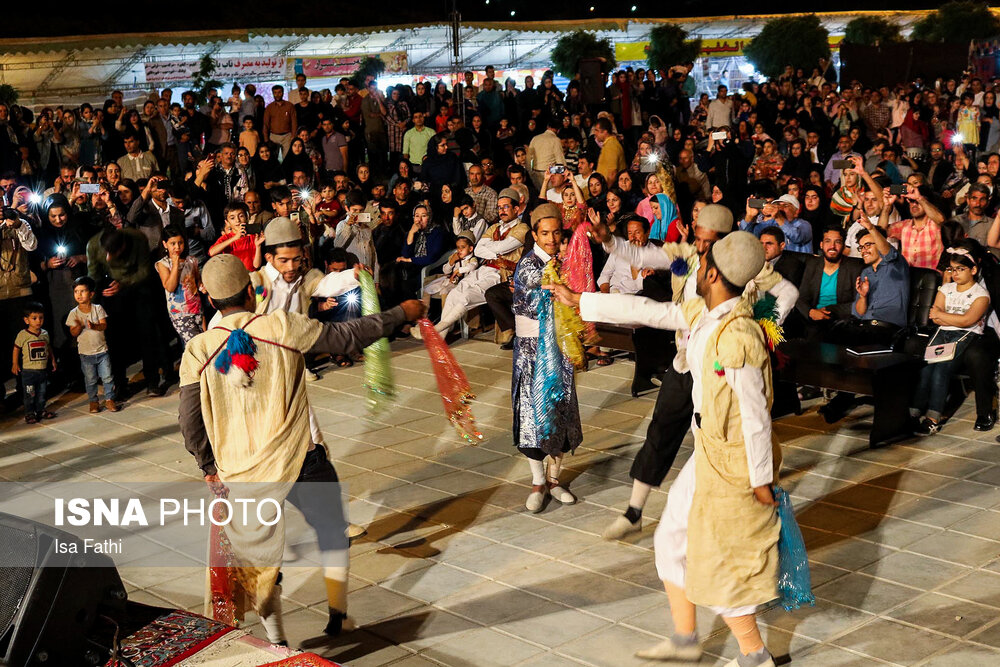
left=780, top=340, right=923, bottom=448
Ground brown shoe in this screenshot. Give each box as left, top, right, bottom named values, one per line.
left=105, top=399, right=119, bottom=413
left=89, top=402, right=100, bottom=413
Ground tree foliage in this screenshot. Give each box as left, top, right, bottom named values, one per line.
left=843, top=17, right=903, bottom=46
left=550, top=30, right=616, bottom=78
left=743, top=14, right=831, bottom=79
left=910, top=1, right=1000, bottom=43
left=0, top=84, right=19, bottom=107
left=190, top=54, right=223, bottom=106
left=646, top=25, right=701, bottom=72
left=350, top=56, right=386, bottom=88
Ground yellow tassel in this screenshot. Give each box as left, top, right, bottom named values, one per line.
left=758, top=318, right=785, bottom=350
left=543, top=260, right=588, bottom=371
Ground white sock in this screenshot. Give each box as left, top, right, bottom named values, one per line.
left=528, top=458, right=546, bottom=485
left=324, top=565, right=349, bottom=614
left=259, top=584, right=286, bottom=644
left=629, top=481, right=653, bottom=510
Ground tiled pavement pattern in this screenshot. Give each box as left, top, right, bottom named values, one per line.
left=4, top=337, right=1000, bottom=666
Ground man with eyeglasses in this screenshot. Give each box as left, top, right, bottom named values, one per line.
left=921, top=141, right=954, bottom=193
left=820, top=219, right=910, bottom=423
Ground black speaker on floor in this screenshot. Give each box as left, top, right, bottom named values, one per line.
left=578, top=58, right=607, bottom=105
left=0, top=513, right=127, bottom=667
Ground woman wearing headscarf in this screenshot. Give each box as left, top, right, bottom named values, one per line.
left=648, top=193, right=682, bottom=242
left=251, top=143, right=285, bottom=190
left=381, top=202, right=447, bottom=313
left=799, top=184, right=834, bottom=253
left=585, top=173, right=608, bottom=209
left=281, top=137, right=314, bottom=183
left=36, top=194, right=98, bottom=387
left=421, top=133, right=465, bottom=196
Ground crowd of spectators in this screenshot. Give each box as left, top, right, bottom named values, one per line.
left=5, top=60, right=1000, bottom=434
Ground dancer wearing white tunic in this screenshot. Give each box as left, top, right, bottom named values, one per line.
left=551, top=231, right=782, bottom=667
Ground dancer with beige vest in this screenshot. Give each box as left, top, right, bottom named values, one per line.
left=549, top=231, right=783, bottom=667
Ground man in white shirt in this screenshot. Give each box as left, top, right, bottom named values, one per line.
left=550, top=231, right=781, bottom=667
left=597, top=215, right=650, bottom=295
left=706, top=85, right=734, bottom=130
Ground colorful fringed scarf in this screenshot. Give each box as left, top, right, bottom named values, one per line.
left=418, top=319, right=483, bottom=444
left=532, top=288, right=566, bottom=445
left=358, top=270, right=395, bottom=411
left=542, top=259, right=588, bottom=369
left=562, top=223, right=600, bottom=347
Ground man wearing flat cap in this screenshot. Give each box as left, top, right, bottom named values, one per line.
left=179, top=253, right=425, bottom=644
left=415, top=186, right=529, bottom=339
left=584, top=206, right=795, bottom=542
left=550, top=231, right=784, bottom=667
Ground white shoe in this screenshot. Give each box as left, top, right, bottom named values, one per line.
left=346, top=523, right=367, bottom=540
left=525, top=485, right=547, bottom=512
left=547, top=482, right=577, bottom=505
left=411, top=325, right=424, bottom=340
left=635, top=638, right=703, bottom=662
left=722, top=657, right=774, bottom=667
left=305, top=369, right=320, bottom=382
left=602, top=514, right=642, bottom=541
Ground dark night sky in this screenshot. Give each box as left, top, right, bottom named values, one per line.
left=15, top=0, right=957, bottom=37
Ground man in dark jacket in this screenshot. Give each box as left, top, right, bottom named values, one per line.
left=788, top=226, right=864, bottom=340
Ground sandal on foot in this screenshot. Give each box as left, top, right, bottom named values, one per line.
left=39, top=411, right=56, bottom=420
left=25, top=414, right=38, bottom=424
left=334, top=355, right=354, bottom=368
left=596, top=355, right=614, bottom=367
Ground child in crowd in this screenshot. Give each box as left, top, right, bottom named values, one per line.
left=209, top=202, right=264, bottom=270
left=239, top=117, right=260, bottom=157
left=451, top=194, right=487, bottom=242
left=422, top=231, right=479, bottom=307
left=13, top=303, right=57, bottom=424
left=66, top=277, right=118, bottom=414
left=311, top=248, right=364, bottom=367
left=316, top=182, right=345, bottom=233
left=912, top=246, right=991, bottom=435
left=156, top=226, right=205, bottom=345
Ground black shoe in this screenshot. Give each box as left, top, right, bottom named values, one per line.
left=819, top=393, right=855, bottom=424
left=324, top=609, right=347, bottom=637
left=798, top=385, right=822, bottom=401
left=975, top=412, right=996, bottom=432
left=915, top=417, right=940, bottom=436
left=146, top=383, right=166, bottom=397
left=630, top=377, right=657, bottom=398
left=500, top=340, right=514, bottom=351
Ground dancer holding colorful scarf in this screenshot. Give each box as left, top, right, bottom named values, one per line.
left=178, top=254, right=425, bottom=644
left=512, top=203, right=585, bottom=512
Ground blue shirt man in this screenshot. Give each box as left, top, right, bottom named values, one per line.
left=853, top=229, right=910, bottom=328
left=739, top=194, right=813, bottom=254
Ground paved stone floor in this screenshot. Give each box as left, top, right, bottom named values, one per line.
left=4, top=337, right=1000, bottom=666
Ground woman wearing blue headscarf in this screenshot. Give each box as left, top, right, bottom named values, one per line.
left=649, top=193, right=681, bottom=242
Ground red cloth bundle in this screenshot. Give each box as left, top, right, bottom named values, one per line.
left=561, top=222, right=599, bottom=345
left=418, top=318, right=483, bottom=444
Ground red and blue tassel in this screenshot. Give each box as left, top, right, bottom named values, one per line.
left=214, top=328, right=259, bottom=387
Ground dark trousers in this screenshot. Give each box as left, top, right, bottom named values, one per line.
left=955, top=330, right=999, bottom=419
left=485, top=282, right=514, bottom=333
left=630, top=366, right=694, bottom=486
left=286, top=445, right=348, bottom=555
left=102, top=283, right=170, bottom=391
left=633, top=272, right=676, bottom=385
left=0, top=296, right=27, bottom=390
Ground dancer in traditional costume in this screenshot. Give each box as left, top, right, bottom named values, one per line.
left=590, top=207, right=796, bottom=540
left=179, top=254, right=425, bottom=644
left=513, top=203, right=584, bottom=511
left=551, top=231, right=782, bottom=667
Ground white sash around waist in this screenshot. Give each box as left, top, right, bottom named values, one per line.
left=515, top=315, right=539, bottom=338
